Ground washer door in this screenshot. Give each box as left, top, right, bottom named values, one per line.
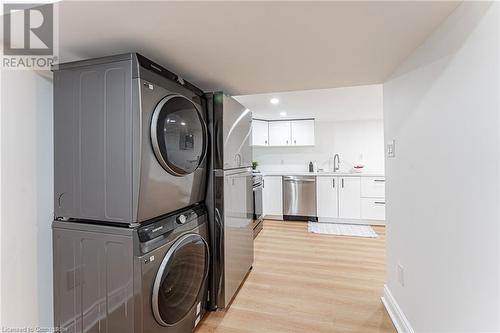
left=151, top=95, right=207, bottom=176
left=152, top=233, right=209, bottom=327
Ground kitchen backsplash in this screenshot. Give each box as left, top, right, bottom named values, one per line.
left=253, top=120, right=385, bottom=173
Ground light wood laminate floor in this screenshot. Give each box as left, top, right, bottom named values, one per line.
left=196, top=220, right=396, bottom=333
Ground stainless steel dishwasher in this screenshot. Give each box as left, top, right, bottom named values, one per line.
left=283, top=176, right=318, bottom=221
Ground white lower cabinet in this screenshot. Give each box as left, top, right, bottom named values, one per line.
left=338, top=177, right=361, bottom=219
left=316, top=176, right=361, bottom=221
left=361, top=198, right=386, bottom=220
left=316, top=176, right=339, bottom=220
left=263, top=176, right=283, bottom=218
left=265, top=174, right=385, bottom=223
left=360, top=177, right=386, bottom=221
left=360, top=177, right=385, bottom=197
left=317, top=175, right=385, bottom=224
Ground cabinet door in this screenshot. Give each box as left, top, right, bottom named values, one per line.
left=291, top=120, right=315, bottom=146
left=252, top=119, right=269, bottom=146
left=338, top=177, right=361, bottom=219
left=268, top=121, right=291, bottom=146
left=316, top=176, right=338, bottom=219
left=361, top=198, right=385, bottom=220
left=263, top=176, right=283, bottom=217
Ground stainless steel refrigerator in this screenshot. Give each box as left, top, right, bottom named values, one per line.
left=205, top=92, right=254, bottom=310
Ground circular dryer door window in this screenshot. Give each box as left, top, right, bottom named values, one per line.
left=151, top=95, right=207, bottom=176
left=152, top=233, right=209, bottom=327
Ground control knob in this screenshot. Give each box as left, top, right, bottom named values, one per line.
left=176, top=214, right=187, bottom=224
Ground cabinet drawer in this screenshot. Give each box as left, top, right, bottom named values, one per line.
left=361, top=177, right=385, bottom=198
left=361, top=198, right=385, bottom=220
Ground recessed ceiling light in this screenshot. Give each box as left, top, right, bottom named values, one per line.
left=279, top=111, right=287, bottom=117
left=270, top=98, right=279, bottom=105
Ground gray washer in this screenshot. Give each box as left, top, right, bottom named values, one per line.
left=53, top=53, right=208, bottom=225
left=52, top=205, right=209, bottom=333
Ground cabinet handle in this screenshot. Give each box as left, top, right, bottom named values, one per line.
left=332, top=178, right=335, bottom=188
left=374, top=179, right=385, bottom=182
left=286, top=140, right=288, bottom=144
left=265, top=140, right=268, bottom=144
left=374, top=201, right=385, bottom=205
left=262, top=179, right=265, bottom=188
left=341, top=178, right=344, bottom=188
left=294, top=140, right=296, bottom=144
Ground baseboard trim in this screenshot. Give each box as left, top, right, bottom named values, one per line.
left=381, top=285, right=414, bottom=333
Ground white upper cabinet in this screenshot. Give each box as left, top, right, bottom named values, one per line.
left=268, top=121, right=291, bottom=146
left=253, top=118, right=315, bottom=146
left=252, top=119, right=269, bottom=146
left=291, top=120, right=315, bottom=146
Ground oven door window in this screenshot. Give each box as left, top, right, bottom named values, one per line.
left=151, top=95, right=207, bottom=176
left=152, top=233, right=209, bottom=326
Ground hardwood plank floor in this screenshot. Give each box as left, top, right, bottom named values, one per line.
left=196, top=220, right=396, bottom=333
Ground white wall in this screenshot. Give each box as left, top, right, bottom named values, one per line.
left=254, top=120, right=385, bottom=173
left=384, top=2, right=499, bottom=332
left=1, top=69, right=54, bottom=328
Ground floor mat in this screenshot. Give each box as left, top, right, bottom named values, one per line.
left=308, top=222, right=377, bottom=238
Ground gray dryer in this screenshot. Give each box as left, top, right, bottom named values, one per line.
left=53, top=53, right=208, bottom=225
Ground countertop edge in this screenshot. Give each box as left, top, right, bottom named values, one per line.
left=258, top=172, right=385, bottom=177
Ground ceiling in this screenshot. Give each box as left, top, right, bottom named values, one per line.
left=53, top=1, right=461, bottom=95
left=235, top=84, right=383, bottom=122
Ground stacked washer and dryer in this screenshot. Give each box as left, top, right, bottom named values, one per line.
left=52, top=54, right=213, bottom=333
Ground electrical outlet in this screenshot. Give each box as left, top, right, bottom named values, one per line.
left=387, top=139, right=396, bottom=158
left=397, top=263, right=405, bottom=287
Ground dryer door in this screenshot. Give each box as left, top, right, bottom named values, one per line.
left=151, top=95, right=207, bottom=176
left=152, top=233, right=209, bottom=327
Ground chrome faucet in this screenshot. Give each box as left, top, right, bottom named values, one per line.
left=333, top=154, right=340, bottom=172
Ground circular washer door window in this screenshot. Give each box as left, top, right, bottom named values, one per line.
left=151, top=95, right=207, bottom=176
left=152, top=233, right=209, bottom=327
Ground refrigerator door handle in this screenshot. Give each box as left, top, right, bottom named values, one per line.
left=221, top=167, right=253, bottom=176
left=234, top=153, right=242, bottom=167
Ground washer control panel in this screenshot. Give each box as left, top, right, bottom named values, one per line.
left=138, top=204, right=206, bottom=242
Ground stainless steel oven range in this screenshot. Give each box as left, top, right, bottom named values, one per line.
left=252, top=172, right=263, bottom=237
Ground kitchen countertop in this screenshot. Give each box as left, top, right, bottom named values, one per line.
left=259, top=171, right=385, bottom=177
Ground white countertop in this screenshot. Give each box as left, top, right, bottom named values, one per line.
left=259, top=171, right=385, bottom=177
